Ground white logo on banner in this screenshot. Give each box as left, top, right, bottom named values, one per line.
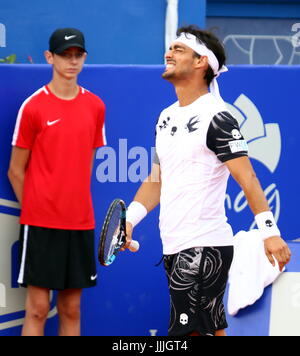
left=225, top=94, right=281, bottom=226
left=227, top=94, right=281, bottom=173
left=292, top=23, right=300, bottom=48
left=96, top=139, right=156, bottom=183
left=0, top=199, right=57, bottom=331
left=0, top=24, right=6, bottom=48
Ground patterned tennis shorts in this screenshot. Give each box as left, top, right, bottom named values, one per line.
left=163, top=246, right=234, bottom=336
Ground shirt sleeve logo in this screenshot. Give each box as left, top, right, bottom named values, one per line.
left=229, top=140, right=248, bottom=153
left=231, top=129, right=242, bottom=140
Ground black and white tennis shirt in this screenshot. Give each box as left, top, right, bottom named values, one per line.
left=154, top=93, right=248, bottom=255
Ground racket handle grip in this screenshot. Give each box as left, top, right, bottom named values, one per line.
left=129, top=240, right=140, bottom=252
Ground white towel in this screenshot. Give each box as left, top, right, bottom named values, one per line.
left=228, top=229, right=284, bottom=316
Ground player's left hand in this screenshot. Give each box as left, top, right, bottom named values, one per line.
left=264, top=236, right=291, bottom=272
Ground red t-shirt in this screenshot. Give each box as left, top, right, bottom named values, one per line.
left=12, top=85, right=106, bottom=230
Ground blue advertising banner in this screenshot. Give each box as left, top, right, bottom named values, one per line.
left=0, top=0, right=206, bottom=65
left=0, top=64, right=299, bottom=336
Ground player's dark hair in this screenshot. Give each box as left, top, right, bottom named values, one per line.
left=177, top=25, right=226, bottom=86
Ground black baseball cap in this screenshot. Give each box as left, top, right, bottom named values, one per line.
left=49, top=28, right=87, bottom=54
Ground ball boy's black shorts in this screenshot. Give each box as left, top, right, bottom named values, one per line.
left=18, top=225, right=98, bottom=290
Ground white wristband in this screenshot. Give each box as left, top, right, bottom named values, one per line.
left=126, top=201, right=148, bottom=228
left=255, top=211, right=281, bottom=241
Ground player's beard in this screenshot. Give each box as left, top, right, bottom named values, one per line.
left=162, top=67, right=191, bottom=82
left=162, top=70, right=175, bottom=80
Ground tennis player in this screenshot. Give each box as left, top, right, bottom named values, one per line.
left=8, top=28, right=106, bottom=336
left=124, top=25, right=291, bottom=337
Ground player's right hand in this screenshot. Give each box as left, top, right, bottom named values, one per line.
left=121, top=222, right=134, bottom=251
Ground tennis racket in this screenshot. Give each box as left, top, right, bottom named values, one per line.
left=98, top=199, right=140, bottom=266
